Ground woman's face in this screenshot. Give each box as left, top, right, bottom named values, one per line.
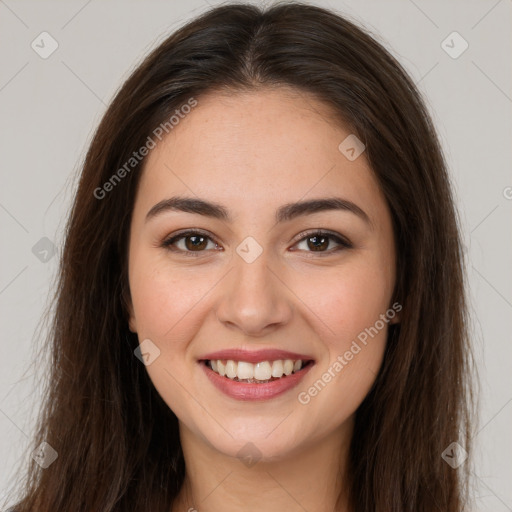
left=127, top=87, right=398, bottom=461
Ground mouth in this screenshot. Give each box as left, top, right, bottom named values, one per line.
left=198, top=356, right=316, bottom=401
left=200, top=358, right=315, bottom=383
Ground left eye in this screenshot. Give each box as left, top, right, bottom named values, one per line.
left=161, top=230, right=351, bottom=256
left=292, top=231, right=352, bottom=253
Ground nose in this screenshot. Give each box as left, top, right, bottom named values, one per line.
left=214, top=252, right=293, bottom=337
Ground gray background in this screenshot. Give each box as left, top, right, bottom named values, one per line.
left=0, top=0, right=510, bottom=509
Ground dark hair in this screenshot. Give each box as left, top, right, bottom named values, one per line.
left=4, top=2, right=474, bottom=511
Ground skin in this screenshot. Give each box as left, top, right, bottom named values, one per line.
left=127, top=86, right=399, bottom=512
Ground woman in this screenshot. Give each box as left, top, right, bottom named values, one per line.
left=4, top=2, right=474, bottom=511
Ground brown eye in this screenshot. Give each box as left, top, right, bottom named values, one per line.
left=162, top=231, right=220, bottom=256
left=162, top=229, right=351, bottom=257
left=305, top=234, right=330, bottom=251
left=182, top=234, right=209, bottom=251
left=293, top=230, right=352, bottom=254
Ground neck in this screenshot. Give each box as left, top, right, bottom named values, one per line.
left=171, top=418, right=353, bottom=512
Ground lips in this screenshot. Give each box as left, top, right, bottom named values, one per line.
left=198, top=348, right=316, bottom=401
left=198, top=348, right=315, bottom=364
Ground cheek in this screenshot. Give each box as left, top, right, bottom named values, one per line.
left=129, top=251, right=213, bottom=342
left=294, top=256, right=393, bottom=343
left=291, top=255, right=392, bottom=405
left=128, top=253, right=210, bottom=418
left=294, top=267, right=390, bottom=430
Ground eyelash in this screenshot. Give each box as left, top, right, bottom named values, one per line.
left=161, top=229, right=352, bottom=257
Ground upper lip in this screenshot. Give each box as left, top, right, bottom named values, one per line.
left=198, top=348, right=315, bottom=364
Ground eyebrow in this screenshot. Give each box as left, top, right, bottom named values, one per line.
left=145, top=195, right=373, bottom=229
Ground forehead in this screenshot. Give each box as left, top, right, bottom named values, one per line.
left=136, top=87, right=384, bottom=220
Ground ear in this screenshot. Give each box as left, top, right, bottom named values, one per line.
left=128, top=309, right=138, bottom=333
left=388, top=313, right=401, bottom=325
left=122, top=283, right=138, bottom=333
left=387, top=301, right=402, bottom=325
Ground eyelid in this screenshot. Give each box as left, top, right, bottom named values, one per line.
left=164, top=228, right=214, bottom=240
left=292, top=228, right=352, bottom=247
left=161, top=229, right=222, bottom=257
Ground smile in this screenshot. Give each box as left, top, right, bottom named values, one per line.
left=205, top=358, right=313, bottom=383
left=199, top=357, right=315, bottom=401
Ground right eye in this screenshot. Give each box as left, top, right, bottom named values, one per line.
left=161, top=230, right=222, bottom=256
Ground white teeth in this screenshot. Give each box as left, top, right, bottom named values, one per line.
left=271, top=360, right=284, bottom=377
left=254, top=361, right=272, bottom=380
left=208, top=358, right=308, bottom=381
left=283, top=360, right=294, bottom=375
left=237, top=361, right=254, bottom=380
left=225, top=360, right=237, bottom=379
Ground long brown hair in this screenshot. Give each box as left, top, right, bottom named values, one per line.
left=4, top=2, right=475, bottom=511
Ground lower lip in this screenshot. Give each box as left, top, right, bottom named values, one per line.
left=199, top=361, right=314, bottom=401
